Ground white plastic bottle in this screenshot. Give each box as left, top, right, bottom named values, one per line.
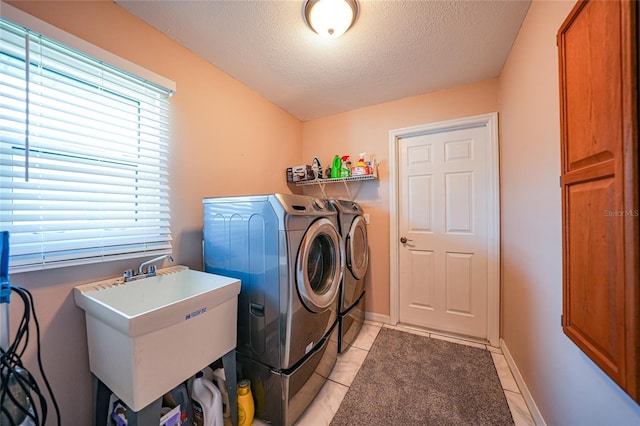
left=211, top=368, right=231, bottom=420
left=187, top=366, right=215, bottom=394
left=191, top=371, right=224, bottom=426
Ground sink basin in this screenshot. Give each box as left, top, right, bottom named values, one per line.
left=74, top=266, right=240, bottom=411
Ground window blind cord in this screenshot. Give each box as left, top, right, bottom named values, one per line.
left=24, top=34, right=30, bottom=182
left=0, top=286, right=61, bottom=426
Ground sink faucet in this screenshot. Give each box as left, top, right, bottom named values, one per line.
left=138, top=254, right=174, bottom=275
left=123, top=254, right=174, bottom=282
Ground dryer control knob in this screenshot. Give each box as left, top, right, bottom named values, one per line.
left=313, top=199, right=324, bottom=210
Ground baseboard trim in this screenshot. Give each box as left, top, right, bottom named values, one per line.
left=365, top=311, right=392, bottom=325
left=500, top=338, right=546, bottom=426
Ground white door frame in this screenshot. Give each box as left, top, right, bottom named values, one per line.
left=388, top=112, right=500, bottom=346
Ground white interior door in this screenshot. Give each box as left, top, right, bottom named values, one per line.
left=397, top=124, right=492, bottom=340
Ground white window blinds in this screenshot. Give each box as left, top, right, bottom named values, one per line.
left=0, top=18, right=174, bottom=273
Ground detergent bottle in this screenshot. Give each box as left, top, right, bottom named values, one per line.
left=191, top=371, right=224, bottom=426
left=331, top=155, right=341, bottom=178
left=211, top=368, right=231, bottom=420
left=352, top=153, right=369, bottom=175
left=237, top=379, right=254, bottom=426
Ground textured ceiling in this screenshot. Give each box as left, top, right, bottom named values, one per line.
left=117, top=0, right=531, bottom=121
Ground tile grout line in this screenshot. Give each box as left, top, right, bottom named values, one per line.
left=325, top=377, right=350, bottom=388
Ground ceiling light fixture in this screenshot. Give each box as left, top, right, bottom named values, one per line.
left=303, top=0, right=359, bottom=39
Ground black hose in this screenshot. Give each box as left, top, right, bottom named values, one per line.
left=0, top=286, right=61, bottom=426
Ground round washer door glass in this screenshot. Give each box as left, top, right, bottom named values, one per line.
left=297, top=218, right=343, bottom=313
left=347, top=215, right=369, bottom=280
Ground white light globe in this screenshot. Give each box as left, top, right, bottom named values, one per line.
left=309, top=0, right=354, bottom=39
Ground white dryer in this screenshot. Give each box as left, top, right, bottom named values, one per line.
left=330, top=199, right=369, bottom=353
left=203, top=193, right=343, bottom=426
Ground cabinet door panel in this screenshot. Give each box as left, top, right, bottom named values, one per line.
left=564, top=0, right=621, bottom=171
left=566, top=176, right=623, bottom=376
left=558, top=0, right=639, bottom=402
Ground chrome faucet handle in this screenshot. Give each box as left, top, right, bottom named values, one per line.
left=123, top=269, right=135, bottom=279
left=146, top=265, right=157, bottom=274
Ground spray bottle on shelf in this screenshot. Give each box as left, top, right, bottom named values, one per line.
left=341, top=155, right=351, bottom=178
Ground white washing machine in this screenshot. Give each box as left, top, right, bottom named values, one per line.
left=203, top=193, right=344, bottom=426
left=330, top=199, right=369, bottom=353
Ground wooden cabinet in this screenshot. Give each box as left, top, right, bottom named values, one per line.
left=558, top=0, right=639, bottom=402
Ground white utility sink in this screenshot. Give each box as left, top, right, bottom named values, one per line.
left=74, top=266, right=240, bottom=411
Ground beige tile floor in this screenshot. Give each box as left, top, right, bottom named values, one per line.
left=255, top=321, right=536, bottom=426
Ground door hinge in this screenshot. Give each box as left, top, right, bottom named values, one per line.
left=559, top=176, right=562, bottom=187
left=561, top=314, right=563, bottom=326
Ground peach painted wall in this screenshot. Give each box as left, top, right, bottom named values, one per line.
left=499, top=0, right=640, bottom=424
left=300, top=79, right=499, bottom=317
left=4, top=1, right=301, bottom=423
left=9, top=1, right=639, bottom=425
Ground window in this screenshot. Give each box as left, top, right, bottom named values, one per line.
left=0, top=16, right=174, bottom=273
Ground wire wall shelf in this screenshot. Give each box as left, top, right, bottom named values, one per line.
left=295, top=174, right=377, bottom=200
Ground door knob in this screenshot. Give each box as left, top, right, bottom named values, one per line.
left=400, top=236, right=413, bottom=244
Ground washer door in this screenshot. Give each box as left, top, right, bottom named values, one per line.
left=347, top=215, right=369, bottom=280
left=297, top=218, right=343, bottom=313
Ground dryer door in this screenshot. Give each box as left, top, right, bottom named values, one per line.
left=347, top=215, right=369, bottom=279
left=297, top=218, right=343, bottom=313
